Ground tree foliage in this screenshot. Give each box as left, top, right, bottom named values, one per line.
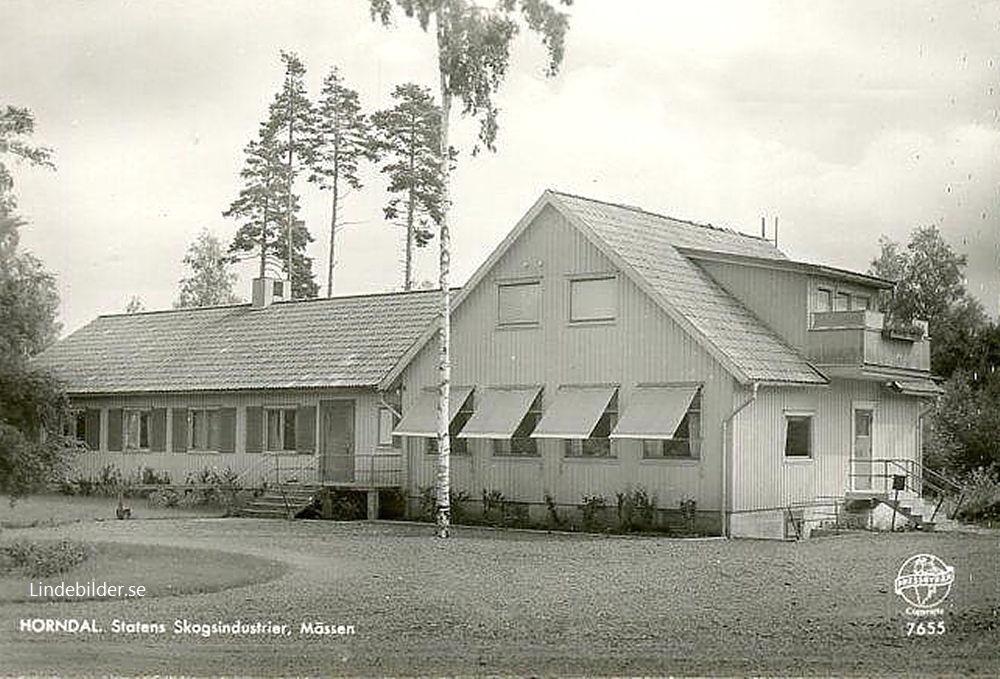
left=872, top=225, right=1000, bottom=479
left=369, top=0, right=573, bottom=537
left=310, top=67, right=374, bottom=296
left=269, top=51, right=318, bottom=298
left=372, top=83, right=445, bottom=290
left=869, top=225, right=988, bottom=375
left=0, top=106, right=55, bottom=213
left=225, top=58, right=318, bottom=299
left=175, top=228, right=240, bottom=308
left=0, top=104, right=74, bottom=498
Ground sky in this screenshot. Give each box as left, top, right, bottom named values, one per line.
left=3, top=0, right=999, bottom=336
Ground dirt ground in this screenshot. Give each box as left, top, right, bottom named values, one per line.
left=0, top=514, right=997, bottom=676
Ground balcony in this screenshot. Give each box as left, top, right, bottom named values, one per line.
left=807, top=310, right=930, bottom=374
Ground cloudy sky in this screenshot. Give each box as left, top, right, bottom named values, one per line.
left=3, top=0, right=998, bottom=335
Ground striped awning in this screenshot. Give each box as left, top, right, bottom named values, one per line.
left=392, top=386, right=474, bottom=437
left=531, top=386, right=617, bottom=439
left=611, top=385, right=699, bottom=439
left=458, top=386, right=541, bottom=439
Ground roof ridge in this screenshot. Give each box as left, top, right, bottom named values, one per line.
left=96, top=287, right=452, bottom=320
left=547, top=188, right=774, bottom=243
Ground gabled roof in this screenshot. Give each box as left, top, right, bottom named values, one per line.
left=33, top=290, right=441, bottom=394
left=551, top=192, right=827, bottom=385
left=383, top=190, right=828, bottom=388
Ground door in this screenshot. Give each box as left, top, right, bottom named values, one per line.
left=320, top=400, right=355, bottom=483
left=852, top=409, right=873, bottom=491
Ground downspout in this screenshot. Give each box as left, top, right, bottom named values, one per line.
left=722, top=382, right=759, bottom=538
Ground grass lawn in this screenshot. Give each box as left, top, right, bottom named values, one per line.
left=0, top=493, right=226, bottom=528
left=0, top=507, right=996, bottom=676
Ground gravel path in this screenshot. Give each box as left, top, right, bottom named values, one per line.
left=0, top=518, right=997, bottom=676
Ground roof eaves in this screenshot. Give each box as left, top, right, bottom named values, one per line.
left=678, top=246, right=895, bottom=289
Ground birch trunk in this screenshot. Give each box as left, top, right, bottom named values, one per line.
left=435, top=18, right=453, bottom=539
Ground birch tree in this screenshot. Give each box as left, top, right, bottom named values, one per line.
left=175, top=228, right=240, bottom=308
left=371, top=83, right=445, bottom=291
left=310, top=67, right=374, bottom=297
left=369, top=0, right=573, bottom=537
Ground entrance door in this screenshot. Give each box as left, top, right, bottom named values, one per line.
left=320, top=400, right=355, bottom=483
left=852, top=409, right=873, bottom=491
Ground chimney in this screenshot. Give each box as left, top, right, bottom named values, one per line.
left=251, top=277, right=290, bottom=309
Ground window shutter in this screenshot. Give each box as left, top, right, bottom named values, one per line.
left=218, top=408, right=236, bottom=453
left=107, top=409, right=123, bottom=451
left=170, top=408, right=188, bottom=452
left=150, top=408, right=167, bottom=452
left=85, top=409, right=101, bottom=450
left=245, top=406, right=263, bottom=453
left=296, top=405, right=316, bottom=454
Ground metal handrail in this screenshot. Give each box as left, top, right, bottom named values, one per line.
left=848, top=456, right=965, bottom=519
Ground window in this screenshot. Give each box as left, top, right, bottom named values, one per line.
left=64, top=411, right=88, bottom=442
left=265, top=408, right=297, bottom=452
left=570, top=276, right=616, bottom=322
left=123, top=409, right=150, bottom=451
left=426, top=395, right=473, bottom=455
left=784, top=414, right=813, bottom=458
left=815, top=288, right=832, bottom=313
left=565, top=395, right=617, bottom=458
left=834, top=292, right=851, bottom=312
left=188, top=409, right=220, bottom=451
left=377, top=407, right=400, bottom=448
left=642, top=392, right=701, bottom=458
left=852, top=295, right=871, bottom=311
left=273, top=280, right=284, bottom=297
left=493, top=397, right=541, bottom=457
left=497, top=281, right=540, bottom=325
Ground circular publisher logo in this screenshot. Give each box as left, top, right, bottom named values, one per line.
left=894, top=553, right=954, bottom=609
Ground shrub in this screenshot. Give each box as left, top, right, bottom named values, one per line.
left=616, top=487, right=657, bottom=532
left=955, top=468, right=1000, bottom=523
left=544, top=493, right=565, bottom=528
left=140, top=467, right=171, bottom=486
left=579, top=494, right=608, bottom=531
left=0, top=539, right=94, bottom=577
left=416, top=486, right=471, bottom=524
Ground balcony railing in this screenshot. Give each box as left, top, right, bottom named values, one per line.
left=807, top=310, right=930, bottom=373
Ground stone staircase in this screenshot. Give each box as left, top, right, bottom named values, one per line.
left=878, top=494, right=959, bottom=532
left=238, top=485, right=319, bottom=519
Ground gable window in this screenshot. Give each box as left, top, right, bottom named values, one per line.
left=564, top=394, right=617, bottom=458
left=642, top=391, right=701, bottom=459
left=265, top=407, right=297, bottom=452
left=497, top=280, right=540, bottom=326
left=493, top=396, right=541, bottom=457
left=123, top=409, right=150, bottom=451
left=570, top=276, right=616, bottom=322
left=188, top=408, right=220, bottom=451
left=784, top=412, right=813, bottom=458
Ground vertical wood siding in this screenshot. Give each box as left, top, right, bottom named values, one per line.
left=403, top=205, right=736, bottom=513
left=66, top=388, right=385, bottom=487
left=729, top=379, right=924, bottom=512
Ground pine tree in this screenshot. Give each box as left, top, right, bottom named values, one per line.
left=175, top=228, right=240, bottom=308
left=269, top=51, right=317, bottom=298
left=310, top=67, right=375, bottom=297
left=372, top=83, right=445, bottom=291
left=370, top=0, right=573, bottom=538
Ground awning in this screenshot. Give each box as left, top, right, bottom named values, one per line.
left=610, top=385, right=699, bottom=439
left=457, top=386, right=541, bottom=438
left=888, top=379, right=944, bottom=397
left=531, top=386, right=617, bottom=439
left=392, top=385, right=474, bottom=437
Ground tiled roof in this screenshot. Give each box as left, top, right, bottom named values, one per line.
left=33, top=290, right=441, bottom=394
left=550, top=191, right=827, bottom=384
